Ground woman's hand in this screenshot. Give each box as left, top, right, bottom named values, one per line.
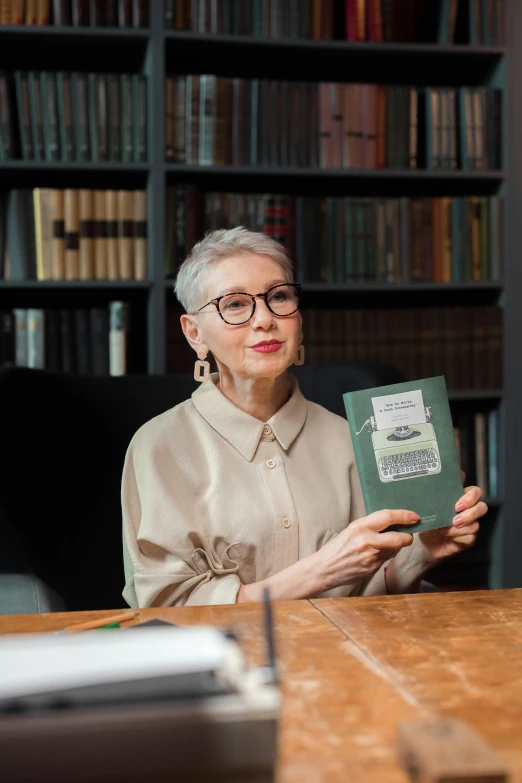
left=417, top=471, right=488, bottom=564
left=314, top=509, right=420, bottom=592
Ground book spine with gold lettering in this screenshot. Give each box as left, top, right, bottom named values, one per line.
left=117, top=190, right=133, bottom=279
left=51, top=189, right=66, bottom=280
left=64, top=188, right=80, bottom=279
left=94, top=190, right=107, bottom=279
left=105, top=189, right=119, bottom=280
left=132, top=190, right=147, bottom=280
left=79, top=189, right=94, bottom=279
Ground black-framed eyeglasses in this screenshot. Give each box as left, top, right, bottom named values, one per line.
left=190, top=283, right=302, bottom=325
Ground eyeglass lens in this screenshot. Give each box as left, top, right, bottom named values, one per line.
left=219, top=284, right=299, bottom=324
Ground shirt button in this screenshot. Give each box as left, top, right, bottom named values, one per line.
left=263, top=425, right=272, bottom=436
left=281, top=517, right=291, bottom=528
left=266, top=459, right=276, bottom=469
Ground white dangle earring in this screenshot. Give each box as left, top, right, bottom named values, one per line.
left=194, top=348, right=211, bottom=382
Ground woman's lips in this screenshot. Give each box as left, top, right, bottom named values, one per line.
left=249, top=343, right=283, bottom=353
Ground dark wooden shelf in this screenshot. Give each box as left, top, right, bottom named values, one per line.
left=165, top=165, right=504, bottom=197
left=165, top=33, right=505, bottom=85
left=165, top=164, right=503, bottom=179
left=0, top=25, right=149, bottom=70
left=0, top=25, right=150, bottom=37
left=0, top=161, right=150, bottom=188
left=0, top=281, right=151, bottom=288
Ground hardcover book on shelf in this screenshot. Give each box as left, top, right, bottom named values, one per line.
left=343, top=376, right=463, bottom=534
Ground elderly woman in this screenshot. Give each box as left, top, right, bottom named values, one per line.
left=122, top=227, right=487, bottom=607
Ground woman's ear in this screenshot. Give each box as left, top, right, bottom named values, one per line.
left=180, top=314, right=206, bottom=354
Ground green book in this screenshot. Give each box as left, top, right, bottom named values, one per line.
left=120, top=73, right=133, bottom=163
left=88, top=73, right=99, bottom=163
left=40, top=72, right=60, bottom=162
left=56, top=72, right=75, bottom=162
left=28, top=72, right=44, bottom=162
left=343, top=376, right=463, bottom=534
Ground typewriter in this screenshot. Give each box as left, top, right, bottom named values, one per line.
left=356, top=390, right=441, bottom=484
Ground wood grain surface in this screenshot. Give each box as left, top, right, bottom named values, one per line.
left=2, top=591, right=521, bottom=782
left=313, top=589, right=522, bottom=783
left=0, top=600, right=420, bottom=783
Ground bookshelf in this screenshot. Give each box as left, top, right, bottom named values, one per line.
left=0, top=0, right=519, bottom=589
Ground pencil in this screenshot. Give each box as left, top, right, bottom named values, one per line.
left=63, top=611, right=140, bottom=633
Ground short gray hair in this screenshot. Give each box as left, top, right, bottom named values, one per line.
left=174, top=226, right=294, bottom=314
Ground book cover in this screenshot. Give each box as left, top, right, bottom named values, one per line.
left=343, top=376, right=463, bottom=534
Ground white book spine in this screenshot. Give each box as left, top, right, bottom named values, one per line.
left=109, top=301, right=127, bottom=376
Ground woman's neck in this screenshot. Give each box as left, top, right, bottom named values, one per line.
left=215, top=371, right=291, bottom=422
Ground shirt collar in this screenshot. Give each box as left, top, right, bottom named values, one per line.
left=191, top=373, right=308, bottom=462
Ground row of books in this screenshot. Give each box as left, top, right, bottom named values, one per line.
left=0, top=303, right=128, bottom=376
left=165, top=186, right=503, bottom=284
left=299, top=306, right=502, bottom=390
left=166, top=305, right=502, bottom=391
left=453, top=410, right=501, bottom=498
left=0, top=71, right=147, bottom=162
left=164, top=0, right=505, bottom=45
left=166, top=75, right=502, bottom=171
left=0, top=0, right=149, bottom=26
left=0, top=189, right=147, bottom=281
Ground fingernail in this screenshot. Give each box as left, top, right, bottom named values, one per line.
left=409, top=512, right=420, bottom=521
left=453, top=517, right=464, bottom=526
left=455, top=503, right=466, bottom=512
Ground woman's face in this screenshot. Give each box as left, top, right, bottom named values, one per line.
left=188, top=253, right=302, bottom=381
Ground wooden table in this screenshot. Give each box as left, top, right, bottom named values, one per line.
left=1, top=589, right=521, bottom=783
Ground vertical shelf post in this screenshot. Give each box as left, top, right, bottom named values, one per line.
left=145, top=2, right=166, bottom=374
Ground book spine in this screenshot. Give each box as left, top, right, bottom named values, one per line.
left=109, top=301, right=127, bottom=375
left=106, top=189, right=119, bottom=279
left=59, top=309, right=76, bottom=373
left=64, top=188, right=80, bottom=279
left=117, top=189, right=134, bottom=279
left=90, top=306, right=110, bottom=375
left=94, top=189, right=107, bottom=279
left=120, top=73, right=133, bottom=162
left=133, top=74, right=147, bottom=162
left=51, top=188, right=66, bottom=279
left=132, top=189, right=147, bottom=280
left=56, top=72, right=75, bottom=162
left=74, top=308, right=92, bottom=373
left=27, top=308, right=45, bottom=369
left=44, top=309, right=61, bottom=371
left=79, top=188, right=95, bottom=279
left=0, top=309, right=15, bottom=367
left=343, top=395, right=370, bottom=514
left=87, top=72, right=99, bottom=162
left=14, top=309, right=28, bottom=366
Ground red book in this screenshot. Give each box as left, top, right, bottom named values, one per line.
left=345, top=0, right=357, bottom=40
left=367, top=0, right=383, bottom=41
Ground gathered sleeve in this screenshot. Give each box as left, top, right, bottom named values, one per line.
left=121, top=432, right=242, bottom=608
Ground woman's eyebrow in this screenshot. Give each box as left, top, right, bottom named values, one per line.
left=216, top=280, right=286, bottom=297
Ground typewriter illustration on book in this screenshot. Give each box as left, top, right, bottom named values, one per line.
left=356, top=388, right=441, bottom=483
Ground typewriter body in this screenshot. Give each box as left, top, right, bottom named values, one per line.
left=357, top=389, right=441, bottom=484
left=369, top=420, right=441, bottom=482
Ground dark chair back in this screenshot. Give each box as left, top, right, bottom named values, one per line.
left=0, top=360, right=404, bottom=610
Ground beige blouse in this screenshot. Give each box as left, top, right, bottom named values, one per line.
left=122, top=372, right=389, bottom=608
